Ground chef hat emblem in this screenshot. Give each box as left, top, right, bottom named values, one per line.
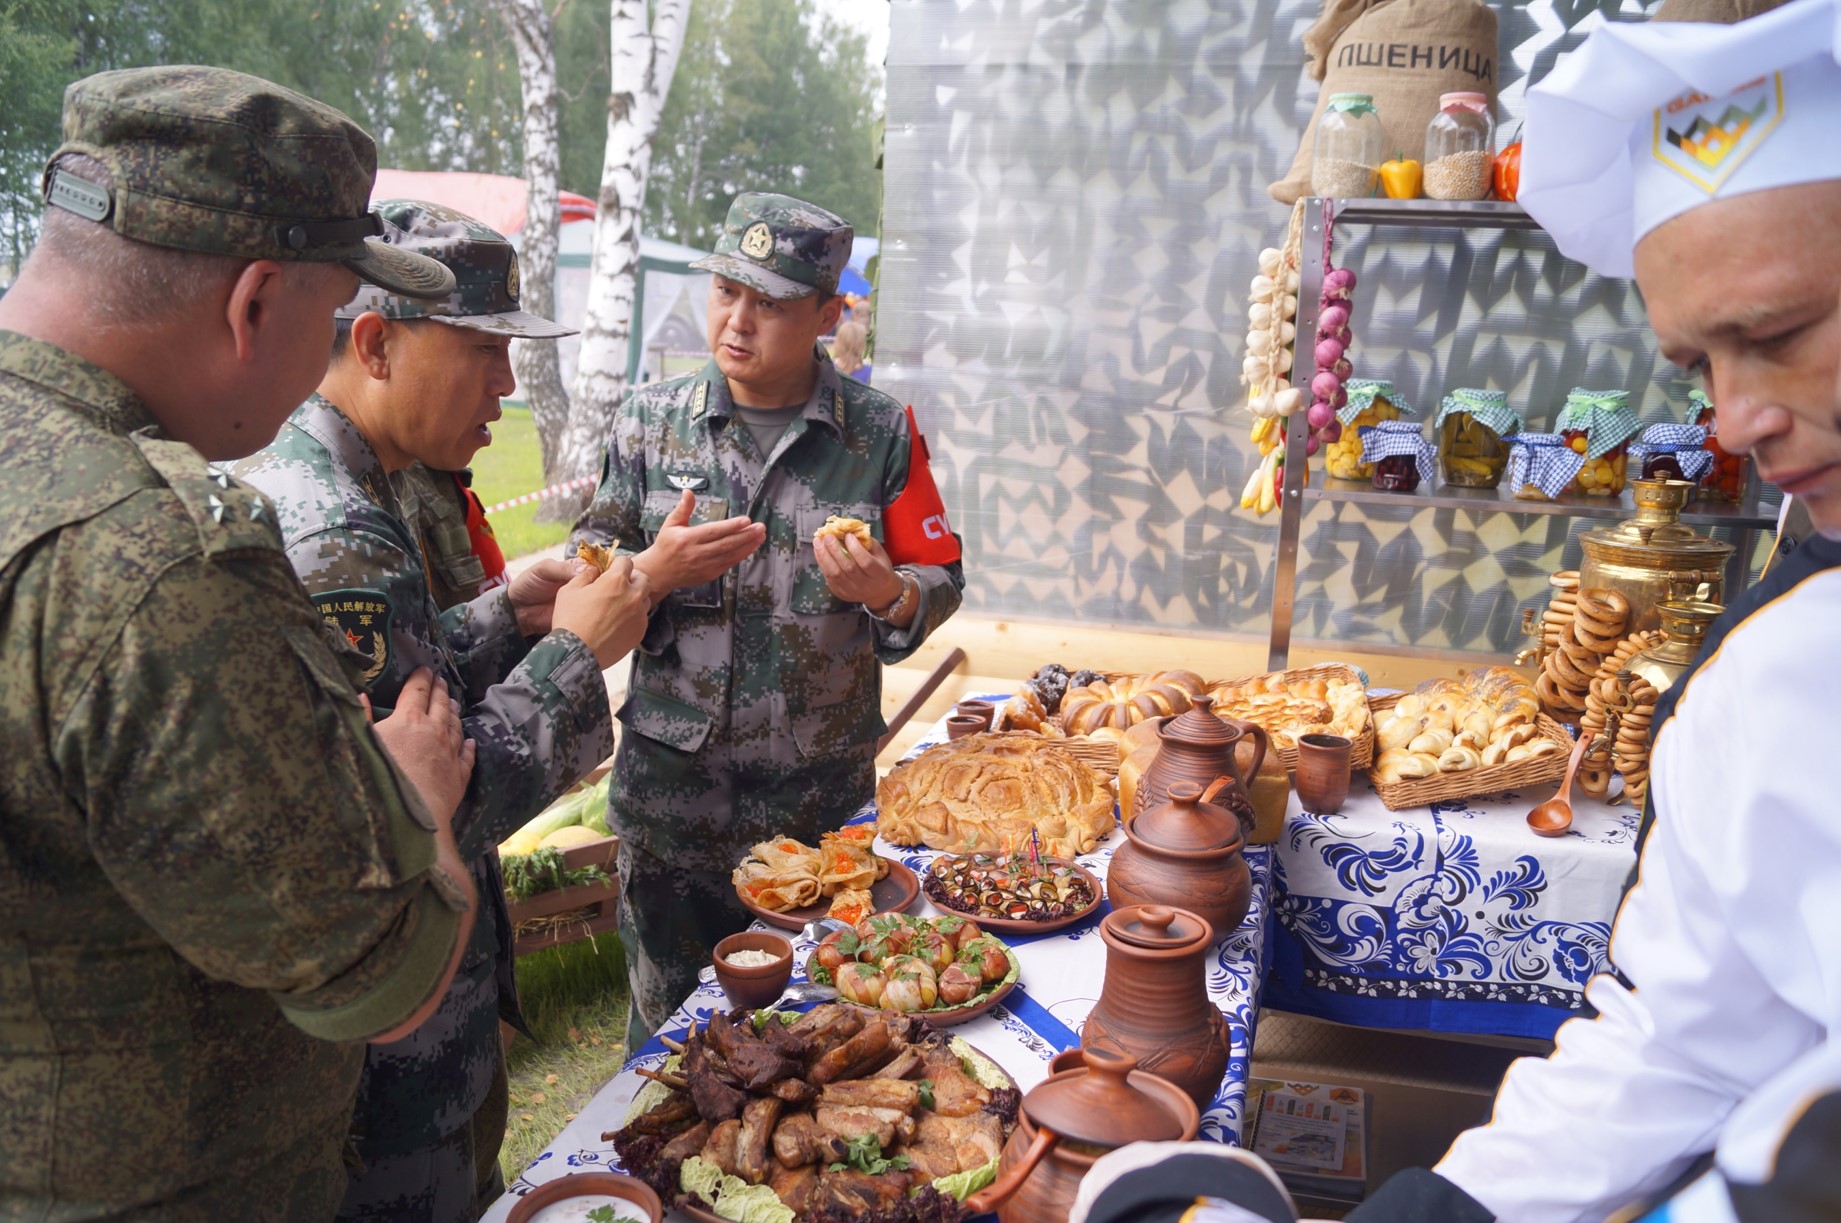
left=1653, top=73, right=1785, bottom=192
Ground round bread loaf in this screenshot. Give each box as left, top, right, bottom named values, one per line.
left=1057, top=670, right=1207, bottom=735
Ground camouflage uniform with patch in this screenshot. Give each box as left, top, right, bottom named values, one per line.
left=229, top=201, right=602, bottom=1223
left=571, top=194, right=965, bottom=1046
left=0, top=68, right=467, bottom=1221
left=396, top=464, right=504, bottom=611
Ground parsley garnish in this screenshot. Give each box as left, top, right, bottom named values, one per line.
left=585, top=1207, right=618, bottom=1223
left=917, top=1078, right=935, bottom=1110
left=827, top=1132, right=911, bottom=1175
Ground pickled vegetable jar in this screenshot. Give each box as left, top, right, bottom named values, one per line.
left=1555, top=388, right=1641, bottom=497
left=1311, top=93, right=1383, bottom=199
left=1360, top=420, right=1434, bottom=493
left=1691, top=390, right=1752, bottom=504
left=1629, top=423, right=1711, bottom=491
left=1435, top=388, right=1520, bottom=488
left=1327, top=379, right=1412, bottom=481
left=1507, top=433, right=1585, bottom=502
left=1424, top=92, right=1494, bottom=201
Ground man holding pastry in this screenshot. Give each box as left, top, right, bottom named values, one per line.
left=571, top=191, right=965, bottom=1048
left=231, top=200, right=652, bottom=1222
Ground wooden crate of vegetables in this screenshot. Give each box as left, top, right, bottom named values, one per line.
left=500, top=773, right=622, bottom=956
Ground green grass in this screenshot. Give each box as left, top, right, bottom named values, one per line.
left=501, top=933, right=633, bottom=1182
left=473, top=404, right=573, bottom=561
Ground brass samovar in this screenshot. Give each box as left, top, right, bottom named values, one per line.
left=1577, top=479, right=1732, bottom=636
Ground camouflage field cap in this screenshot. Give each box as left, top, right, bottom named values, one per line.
left=335, top=200, right=574, bottom=338
left=690, top=192, right=853, bottom=300
left=43, top=65, right=453, bottom=299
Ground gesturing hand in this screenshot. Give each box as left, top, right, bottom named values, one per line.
left=508, top=557, right=584, bottom=637
left=552, top=555, right=653, bottom=668
left=634, top=489, right=765, bottom=598
left=815, top=532, right=904, bottom=608
left=371, top=667, right=476, bottom=830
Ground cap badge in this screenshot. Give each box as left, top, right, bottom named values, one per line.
left=505, top=252, right=522, bottom=303
left=1652, top=72, right=1783, bottom=193
left=739, top=222, right=774, bottom=260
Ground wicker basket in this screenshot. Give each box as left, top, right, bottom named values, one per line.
left=1206, top=663, right=1376, bottom=773
left=1000, top=664, right=1373, bottom=776
left=1365, top=692, right=1572, bottom=812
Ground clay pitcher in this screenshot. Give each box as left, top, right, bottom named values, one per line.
left=1107, top=780, right=1253, bottom=938
left=1136, top=695, right=1269, bottom=835
left=1083, top=904, right=1231, bottom=1109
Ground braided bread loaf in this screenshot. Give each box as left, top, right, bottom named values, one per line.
left=1058, top=670, right=1207, bottom=735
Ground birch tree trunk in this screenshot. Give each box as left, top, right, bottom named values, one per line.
left=489, top=0, right=571, bottom=478
left=556, top=0, right=692, bottom=513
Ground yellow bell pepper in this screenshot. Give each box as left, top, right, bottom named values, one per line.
left=1380, top=155, right=1422, bottom=200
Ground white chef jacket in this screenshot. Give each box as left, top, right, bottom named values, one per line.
left=1434, top=566, right=1841, bottom=1222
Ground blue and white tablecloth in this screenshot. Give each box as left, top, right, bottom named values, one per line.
left=1265, top=779, right=1641, bottom=1040
left=485, top=704, right=1274, bottom=1221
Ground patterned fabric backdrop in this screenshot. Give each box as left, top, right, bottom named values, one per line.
left=875, top=0, right=1776, bottom=654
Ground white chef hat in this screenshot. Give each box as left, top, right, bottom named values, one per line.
left=1520, top=0, right=1841, bottom=277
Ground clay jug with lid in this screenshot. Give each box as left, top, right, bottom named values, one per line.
left=962, top=1047, right=1199, bottom=1223
left=1107, top=780, right=1252, bottom=938
left=1136, top=695, right=1268, bottom=835
left=1083, top=904, right=1231, bottom=1109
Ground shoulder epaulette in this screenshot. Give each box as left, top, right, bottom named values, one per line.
left=132, top=433, right=285, bottom=559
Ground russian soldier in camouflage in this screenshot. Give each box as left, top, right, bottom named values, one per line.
left=572, top=192, right=965, bottom=1048
left=230, top=199, right=652, bottom=1223
left=0, top=66, right=480, bottom=1220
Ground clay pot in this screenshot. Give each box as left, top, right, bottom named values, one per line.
left=506, top=1171, right=662, bottom=1223
left=1293, top=732, right=1352, bottom=815
left=954, top=699, right=997, bottom=730
left=963, top=1048, right=1199, bottom=1223
left=946, top=714, right=986, bottom=740
left=1082, top=904, right=1232, bottom=1109
left=1136, top=696, right=1267, bottom=835
left=1107, top=781, right=1252, bottom=939
left=710, top=931, right=793, bottom=1010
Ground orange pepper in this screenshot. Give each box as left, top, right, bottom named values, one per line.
left=1493, top=143, right=1522, bottom=201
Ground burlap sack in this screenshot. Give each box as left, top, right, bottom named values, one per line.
left=1653, top=0, right=1792, bottom=21
left=1270, top=0, right=1499, bottom=205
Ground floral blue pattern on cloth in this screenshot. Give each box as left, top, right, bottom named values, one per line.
left=1266, top=779, right=1640, bottom=1040
left=482, top=701, right=1276, bottom=1221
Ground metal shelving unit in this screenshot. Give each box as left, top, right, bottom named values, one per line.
left=1265, top=197, right=1777, bottom=670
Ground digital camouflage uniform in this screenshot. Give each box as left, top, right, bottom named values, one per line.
left=229, top=201, right=604, bottom=1223
left=396, top=464, right=506, bottom=612
left=0, top=68, right=467, bottom=1222
left=571, top=194, right=965, bottom=1047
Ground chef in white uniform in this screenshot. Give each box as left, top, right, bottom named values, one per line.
left=1070, top=5, right=1841, bottom=1223
left=1423, top=2, right=1841, bottom=1219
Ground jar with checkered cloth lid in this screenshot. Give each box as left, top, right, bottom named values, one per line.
left=1435, top=388, right=1521, bottom=488
left=1556, top=388, right=1642, bottom=497
left=1508, top=432, right=1587, bottom=502
left=1629, top=422, right=1713, bottom=485
left=1359, top=418, right=1436, bottom=493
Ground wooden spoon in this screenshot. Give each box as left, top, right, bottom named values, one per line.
left=1527, top=735, right=1590, bottom=837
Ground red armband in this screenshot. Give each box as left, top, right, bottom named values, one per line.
left=881, top=405, right=961, bottom=567
left=460, top=478, right=509, bottom=593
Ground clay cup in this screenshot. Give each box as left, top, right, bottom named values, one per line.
left=711, top=931, right=794, bottom=1010
left=1293, top=733, right=1352, bottom=814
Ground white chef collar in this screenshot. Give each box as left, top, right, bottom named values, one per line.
left=1519, top=0, right=1841, bottom=277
